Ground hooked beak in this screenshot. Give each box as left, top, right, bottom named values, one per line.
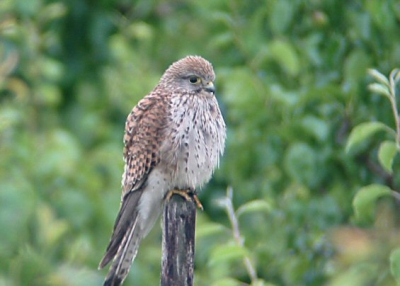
left=204, top=81, right=215, bottom=94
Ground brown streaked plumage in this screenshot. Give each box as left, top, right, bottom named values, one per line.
left=99, top=56, right=226, bottom=286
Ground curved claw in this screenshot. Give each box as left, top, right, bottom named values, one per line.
left=165, top=189, right=204, bottom=211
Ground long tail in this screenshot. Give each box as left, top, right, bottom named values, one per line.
left=99, top=190, right=143, bottom=286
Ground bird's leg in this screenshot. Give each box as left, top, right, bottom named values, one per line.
left=165, top=188, right=204, bottom=211
left=166, top=189, right=192, bottom=202
left=188, top=188, right=204, bottom=211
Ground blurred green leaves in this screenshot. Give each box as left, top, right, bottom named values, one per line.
left=390, top=248, right=400, bottom=283
left=209, top=244, right=249, bottom=266
left=236, top=199, right=271, bottom=217
left=345, top=67, right=400, bottom=286
left=378, top=141, right=397, bottom=174
left=269, top=39, right=300, bottom=77
left=346, top=122, right=392, bottom=153
left=1, top=0, right=400, bottom=285
left=284, top=142, right=317, bottom=186
left=352, top=184, right=392, bottom=223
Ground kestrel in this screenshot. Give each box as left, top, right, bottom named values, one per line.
left=99, top=56, right=226, bottom=286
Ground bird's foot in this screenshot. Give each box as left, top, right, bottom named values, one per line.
left=166, top=188, right=204, bottom=211
left=190, top=190, right=204, bottom=211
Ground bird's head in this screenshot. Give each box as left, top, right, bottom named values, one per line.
left=160, top=55, right=216, bottom=96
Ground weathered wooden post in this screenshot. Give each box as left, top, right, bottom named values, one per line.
left=161, top=194, right=197, bottom=286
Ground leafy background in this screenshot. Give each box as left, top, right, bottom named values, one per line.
left=1, top=0, right=400, bottom=285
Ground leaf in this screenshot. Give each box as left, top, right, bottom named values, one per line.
left=368, top=83, right=391, bottom=98
left=37, top=204, right=69, bottom=247
left=343, top=50, right=370, bottom=92
left=301, top=115, right=330, bottom=142
left=366, top=0, right=396, bottom=30
left=211, top=278, right=242, bottom=286
left=346, top=122, right=390, bottom=153
left=353, top=184, right=392, bottom=222
left=48, top=265, right=103, bottom=286
left=196, top=222, right=226, bottom=239
left=284, top=142, right=317, bottom=186
left=268, top=0, right=294, bottom=34
left=209, top=244, right=248, bottom=266
left=390, top=248, right=400, bottom=282
left=368, top=68, right=389, bottom=86
left=236, top=200, right=271, bottom=217
left=214, top=279, right=272, bottom=286
left=269, top=39, right=300, bottom=77
left=394, top=69, right=400, bottom=84
left=378, top=141, right=397, bottom=174
left=253, top=280, right=277, bottom=286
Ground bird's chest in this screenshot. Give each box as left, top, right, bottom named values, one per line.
left=162, top=96, right=224, bottom=188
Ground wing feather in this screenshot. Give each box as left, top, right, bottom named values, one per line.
left=121, top=93, right=167, bottom=197
left=99, top=92, right=168, bottom=273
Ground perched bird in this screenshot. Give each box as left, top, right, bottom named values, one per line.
left=99, top=56, right=226, bottom=286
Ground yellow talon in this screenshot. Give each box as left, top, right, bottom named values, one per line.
left=192, top=193, right=204, bottom=211
left=166, top=189, right=204, bottom=211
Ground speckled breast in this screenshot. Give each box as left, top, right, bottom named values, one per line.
left=160, top=94, right=226, bottom=190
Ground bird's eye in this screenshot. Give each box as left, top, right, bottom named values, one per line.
left=189, top=76, right=200, bottom=84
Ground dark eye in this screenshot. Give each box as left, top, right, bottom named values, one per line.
left=189, top=76, right=200, bottom=84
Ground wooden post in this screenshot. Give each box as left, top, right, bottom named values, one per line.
left=161, top=194, right=196, bottom=286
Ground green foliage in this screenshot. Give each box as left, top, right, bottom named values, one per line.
left=352, top=184, right=392, bottom=222
left=390, top=248, right=400, bottom=283
left=346, top=122, right=393, bottom=153
left=346, top=67, right=400, bottom=284
left=348, top=68, right=400, bottom=215
left=1, top=0, right=400, bottom=285
left=378, top=140, right=397, bottom=174
left=209, top=244, right=249, bottom=267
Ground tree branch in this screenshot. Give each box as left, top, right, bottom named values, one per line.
left=161, top=194, right=196, bottom=286
left=220, top=187, right=259, bottom=284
